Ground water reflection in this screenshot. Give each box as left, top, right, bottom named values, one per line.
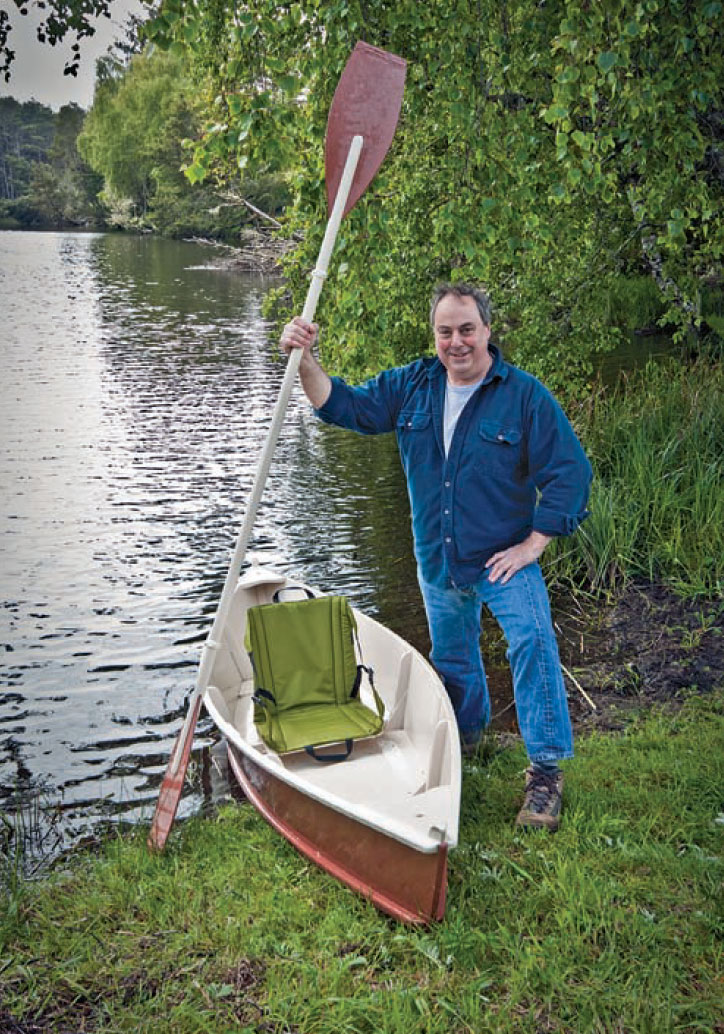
left=0, top=231, right=433, bottom=861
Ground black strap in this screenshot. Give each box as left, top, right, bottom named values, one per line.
left=252, top=687, right=276, bottom=708
left=304, top=739, right=353, bottom=763
left=272, top=586, right=316, bottom=603
left=351, top=664, right=385, bottom=723
left=351, top=663, right=373, bottom=698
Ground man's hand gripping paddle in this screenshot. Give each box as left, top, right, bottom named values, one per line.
left=148, top=42, right=406, bottom=851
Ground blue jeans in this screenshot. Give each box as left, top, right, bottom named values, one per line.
left=418, top=564, right=573, bottom=765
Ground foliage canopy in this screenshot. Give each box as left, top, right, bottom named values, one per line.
left=78, top=49, right=198, bottom=221
left=76, top=44, right=288, bottom=236
left=144, top=0, right=723, bottom=390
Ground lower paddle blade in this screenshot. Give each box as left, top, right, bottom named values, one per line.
left=147, top=695, right=203, bottom=851
left=326, top=41, right=406, bottom=218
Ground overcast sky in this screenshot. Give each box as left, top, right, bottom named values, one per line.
left=0, top=0, right=147, bottom=111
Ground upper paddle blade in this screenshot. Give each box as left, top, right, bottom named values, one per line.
left=325, top=41, right=406, bottom=218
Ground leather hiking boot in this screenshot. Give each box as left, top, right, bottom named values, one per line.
left=515, top=766, right=564, bottom=832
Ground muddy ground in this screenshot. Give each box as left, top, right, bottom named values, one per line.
left=487, top=581, right=724, bottom=740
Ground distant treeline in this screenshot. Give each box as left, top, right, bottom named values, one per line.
left=0, top=97, right=104, bottom=229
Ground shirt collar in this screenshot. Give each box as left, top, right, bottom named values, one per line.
left=427, top=343, right=509, bottom=384
left=485, top=343, right=509, bottom=383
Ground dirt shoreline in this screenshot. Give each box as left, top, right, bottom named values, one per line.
left=488, top=580, right=724, bottom=742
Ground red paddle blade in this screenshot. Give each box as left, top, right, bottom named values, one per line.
left=326, top=41, right=406, bottom=218
left=147, top=695, right=203, bottom=851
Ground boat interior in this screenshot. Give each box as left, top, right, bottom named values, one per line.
left=204, top=564, right=461, bottom=851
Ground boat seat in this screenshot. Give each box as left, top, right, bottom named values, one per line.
left=245, top=593, right=385, bottom=759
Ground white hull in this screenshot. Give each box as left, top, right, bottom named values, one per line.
left=203, top=562, right=461, bottom=920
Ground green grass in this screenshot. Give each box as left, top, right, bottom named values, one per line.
left=2, top=691, right=723, bottom=1033
left=546, top=357, right=724, bottom=598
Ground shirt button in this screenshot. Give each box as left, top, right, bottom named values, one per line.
left=444, top=509, right=449, bottom=515
left=445, top=537, right=451, bottom=544
left=444, top=481, right=451, bottom=487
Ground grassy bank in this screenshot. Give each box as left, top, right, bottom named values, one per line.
left=546, top=357, right=724, bottom=598
left=2, top=691, right=722, bottom=1033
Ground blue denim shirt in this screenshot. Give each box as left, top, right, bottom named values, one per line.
left=315, top=345, right=592, bottom=588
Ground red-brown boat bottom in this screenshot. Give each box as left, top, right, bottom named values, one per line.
left=227, top=744, right=448, bottom=924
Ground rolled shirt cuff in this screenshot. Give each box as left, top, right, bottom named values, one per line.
left=533, top=507, right=590, bottom=538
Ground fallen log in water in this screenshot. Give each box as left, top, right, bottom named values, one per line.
left=184, top=229, right=295, bottom=274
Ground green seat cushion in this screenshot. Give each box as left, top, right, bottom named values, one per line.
left=245, top=594, right=384, bottom=756
left=266, top=699, right=383, bottom=754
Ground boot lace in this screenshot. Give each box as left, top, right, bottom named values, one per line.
left=525, top=770, right=560, bottom=814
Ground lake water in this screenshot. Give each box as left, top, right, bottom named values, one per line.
left=1, top=231, right=432, bottom=861
left=0, top=231, right=673, bottom=864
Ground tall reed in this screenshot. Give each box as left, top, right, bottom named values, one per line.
left=546, top=358, right=724, bottom=597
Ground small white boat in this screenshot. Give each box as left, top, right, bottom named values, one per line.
left=204, top=561, right=461, bottom=924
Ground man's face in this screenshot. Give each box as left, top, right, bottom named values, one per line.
left=433, top=293, right=492, bottom=386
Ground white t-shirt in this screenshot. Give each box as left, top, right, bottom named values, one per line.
left=444, top=378, right=484, bottom=455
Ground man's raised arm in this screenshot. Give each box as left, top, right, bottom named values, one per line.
left=280, top=317, right=332, bottom=410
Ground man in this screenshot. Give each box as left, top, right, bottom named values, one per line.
left=281, top=283, right=592, bottom=831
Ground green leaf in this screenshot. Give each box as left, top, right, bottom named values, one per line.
left=542, top=103, right=569, bottom=124
left=597, top=52, right=619, bottom=73
left=184, top=163, right=207, bottom=184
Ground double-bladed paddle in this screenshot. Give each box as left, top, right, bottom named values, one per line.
left=148, top=41, right=406, bottom=851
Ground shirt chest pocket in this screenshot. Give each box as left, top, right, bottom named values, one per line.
left=396, top=410, right=433, bottom=465
left=477, top=419, right=524, bottom=474
left=397, top=411, right=431, bottom=432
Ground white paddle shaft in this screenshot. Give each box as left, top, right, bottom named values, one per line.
left=170, top=134, right=364, bottom=773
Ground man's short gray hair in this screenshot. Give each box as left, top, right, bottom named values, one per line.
left=430, top=282, right=492, bottom=327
